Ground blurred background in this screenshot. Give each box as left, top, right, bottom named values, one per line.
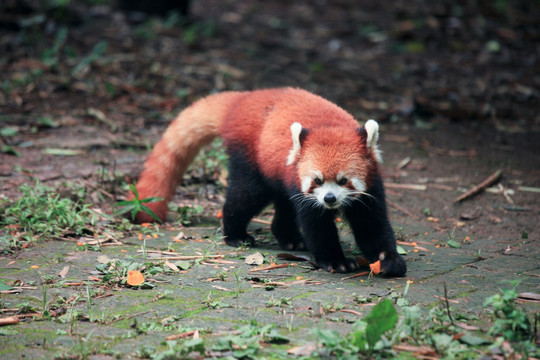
left=1, top=0, right=538, bottom=131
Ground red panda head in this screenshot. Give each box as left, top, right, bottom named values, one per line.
left=287, top=120, right=381, bottom=209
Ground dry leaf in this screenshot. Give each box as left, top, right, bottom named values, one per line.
left=58, top=266, right=70, bottom=278
left=369, top=260, right=381, bottom=274
left=164, top=260, right=180, bottom=272
left=287, top=343, right=318, bottom=356
left=126, top=270, right=145, bottom=286
left=245, top=252, right=264, bottom=266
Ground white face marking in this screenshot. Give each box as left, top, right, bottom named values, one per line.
left=301, top=176, right=312, bottom=193
left=351, top=178, right=366, bottom=192
left=313, top=181, right=350, bottom=209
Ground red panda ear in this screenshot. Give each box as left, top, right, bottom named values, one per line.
left=357, top=127, right=368, bottom=143
left=286, top=122, right=309, bottom=165
left=359, top=120, right=383, bottom=162
left=299, top=127, right=309, bottom=145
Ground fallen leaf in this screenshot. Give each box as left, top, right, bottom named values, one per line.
left=394, top=344, right=436, bottom=356
left=287, top=342, right=318, bottom=356
left=455, top=322, right=480, bottom=331
left=97, top=255, right=113, bottom=264
left=127, top=270, right=145, bottom=286
left=369, top=260, right=381, bottom=274
left=245, top=252, right=264, bottom=266
left=164, top=260, right=179, bottom=272
left=58, top=266, right=69, bottom=278
left=175, top=260, right=191, bottom=270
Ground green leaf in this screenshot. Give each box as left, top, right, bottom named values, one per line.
left=0, top=281, right=13, bottom=291
left=350, top=320, right=367, bottom=350
left=447, top=239, right=461, bottom=248
left=0, top=127, right=18, bottom=136
left=458, top=333, right=490, bottom=346
left=364, top=298, right=397, bottom=349
left=140, top=204, right=163, bottom=223
left=1, top=145, right=21, bottom=157
left=175, top=261, right=191, bottom=270
left=140, top=196, right=163, bottom=203
left=396, top=245, right=407, bottom=255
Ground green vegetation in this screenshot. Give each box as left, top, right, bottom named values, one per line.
left=114, top=184, right=163, bottom=223
left=0, top=181, right=97, bottom=250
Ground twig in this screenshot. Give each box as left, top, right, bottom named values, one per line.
left=166, top=330, right=199, bottom=341
left=248, top=263, right=289, bottom=273
left=340, top=309, right=363, bottom=316
left=251, top=218, right=272, bottom=225
left=0, top=316, right=19, bottom=326
left=454, top=169, right=502, bottom=203
left=387, top=199, right=419, bottom=220
left=385, top=183, right=427, bottom=191
left=443, top=281, right=454, bottom=324
left=340, top=271, right=370, bottom=280
left=136, top=249, right=225, bottom=260
left=518, top=186, right=540, bottom=193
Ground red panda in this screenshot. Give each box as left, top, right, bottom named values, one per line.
left=131, top=88, right=406, bottom=276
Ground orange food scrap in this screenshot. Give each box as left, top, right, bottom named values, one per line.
left=121, top=249, right=127, bottom=253
left=413, top=249, right=419, bottom=253
left=30, top=265, right=39, bottom=269
left=296, top=276, right=303, bottom=280
left=77, top=241, right=84, bottom=246
left=335, top=217, right=342, bottom=222
left=127, top=270, right=145, bottom=286
left=153, top=234, right=158, bottom=238
left=141, top=223, right=151, bottom=228
left=216, top=209, right=223, bottom=219
left=369, top=260, right=381, bottom=274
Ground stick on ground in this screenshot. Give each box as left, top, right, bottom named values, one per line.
left=454, top=169, right=502, bottom=203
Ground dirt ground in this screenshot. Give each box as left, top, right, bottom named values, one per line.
left=0, top=0, right=539, bottom=358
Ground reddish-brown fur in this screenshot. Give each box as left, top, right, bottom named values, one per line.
left=131, top=87, right=376, bottom=223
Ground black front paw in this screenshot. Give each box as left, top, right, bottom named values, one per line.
left=224, top=235, right=255, bottom=248
left=317, top=257, right=359, bottom=273
left=379, top=251, right=407, bottom=277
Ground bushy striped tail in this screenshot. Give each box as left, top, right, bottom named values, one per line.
left=130, top=91, right=244, bottom=223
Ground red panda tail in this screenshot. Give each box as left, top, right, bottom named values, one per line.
left=130, top=91, right=244, bottom=223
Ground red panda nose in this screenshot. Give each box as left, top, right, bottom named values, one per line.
left=324, top=193, right=337, bottom=205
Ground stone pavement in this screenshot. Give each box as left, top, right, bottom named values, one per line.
left=0, top=213, right=538, bottom=358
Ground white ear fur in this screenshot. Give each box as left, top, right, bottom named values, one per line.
left=286, top=122, right=303, bottom=166
left=365, top=119, right=383, bottom=162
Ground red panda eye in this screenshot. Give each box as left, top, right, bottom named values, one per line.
left=314, top=178, right=323, bottom=185
left=338, top=178, right=348, bottom=185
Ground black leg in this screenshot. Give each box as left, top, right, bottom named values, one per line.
left=222, top=151, right=272, bottom=247
left=271, top=196, right=305, bottom=250
left=295, top=206, right=359, bottom=273
left=343, top=175, right=406, bottom=277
